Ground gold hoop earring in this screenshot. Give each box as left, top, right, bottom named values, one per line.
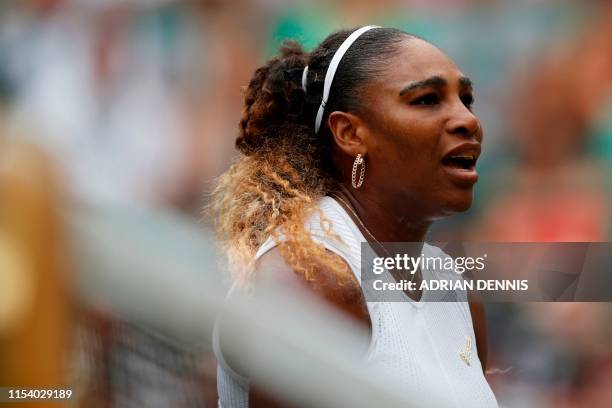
left=351, top=154, right=365, bottom=189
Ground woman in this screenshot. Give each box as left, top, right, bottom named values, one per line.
left=211, top=26, right=497, bottom=407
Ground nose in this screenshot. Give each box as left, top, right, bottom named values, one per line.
left=446, top=104, right=482, bottom=143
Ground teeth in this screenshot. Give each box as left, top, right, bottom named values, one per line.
left=449, top=155, right=475, bottom=160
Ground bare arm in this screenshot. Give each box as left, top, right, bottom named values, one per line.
left=468, top=300, right=488, bottom=373
left=248, top=246, right=371, bottom=408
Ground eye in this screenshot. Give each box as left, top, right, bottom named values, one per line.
left=461, top=94, right=474, bottom=110
left=411, top=93, right=439, bottom=106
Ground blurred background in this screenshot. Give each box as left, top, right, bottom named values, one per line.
left=1, top=0, right=612, bottom=406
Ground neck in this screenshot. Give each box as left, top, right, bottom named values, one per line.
left=333, top=183, right=431, bottom=243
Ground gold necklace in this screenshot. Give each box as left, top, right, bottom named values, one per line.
left=328, top=193, right=419, bottom=285
left=328, top=193, right=383, bottom=248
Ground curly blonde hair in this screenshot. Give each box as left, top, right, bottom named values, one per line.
left=209, top=28, right=413, bottom=286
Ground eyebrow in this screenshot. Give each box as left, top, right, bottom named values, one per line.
left=399, top=75, right=473, bottom=96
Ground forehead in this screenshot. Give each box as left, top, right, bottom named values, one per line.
left=369, top=38, right=465, bottom=91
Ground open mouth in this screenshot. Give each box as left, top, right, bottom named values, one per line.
left=441, top=154, right=477, bottom=171
left=440, top=143, right=481, bottom=185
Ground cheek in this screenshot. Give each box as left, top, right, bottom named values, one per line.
left=366, top=108, right=443, bottom=188
left=369, top=133, right=440, bottom=199
left=387, top=124, right=441, bottom=174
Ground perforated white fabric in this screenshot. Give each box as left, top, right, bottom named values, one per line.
left=215, top=196, right=498, bottom=407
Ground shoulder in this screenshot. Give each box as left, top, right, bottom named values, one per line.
left=256, top=195, right=363, bottom=266
left=251, top=195, right=370, bottom=326
left=255, top=246, right=371, bottom=328
left=304, top=196, right=361, bottom=247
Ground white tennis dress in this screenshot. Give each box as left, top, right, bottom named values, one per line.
left=215, top=196, right=498, bottom=407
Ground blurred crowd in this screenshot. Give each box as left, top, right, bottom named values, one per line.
left=1, top=0, right=612, bottom=406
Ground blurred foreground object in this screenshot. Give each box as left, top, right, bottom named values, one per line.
left=0, top=138, right=73, bottom=404
left=66, top=197, right=432, bottom=407
left=67, top=201, right=222, bottom=406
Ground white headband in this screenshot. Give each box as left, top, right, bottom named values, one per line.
left=302, top=25, right=380, bottom=133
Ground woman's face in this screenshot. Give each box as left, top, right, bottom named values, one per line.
left=359, top=38, right=482, bottom=220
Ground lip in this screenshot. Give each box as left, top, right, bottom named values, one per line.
left=440, top=142, right=481, bottom=186
left=441, top=165, right=479, bottom=185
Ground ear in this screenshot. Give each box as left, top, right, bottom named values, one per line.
left=327, top=111, right=368, bottom=157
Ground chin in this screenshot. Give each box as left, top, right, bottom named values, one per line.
left=444, top=188, right=474, bottom=214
